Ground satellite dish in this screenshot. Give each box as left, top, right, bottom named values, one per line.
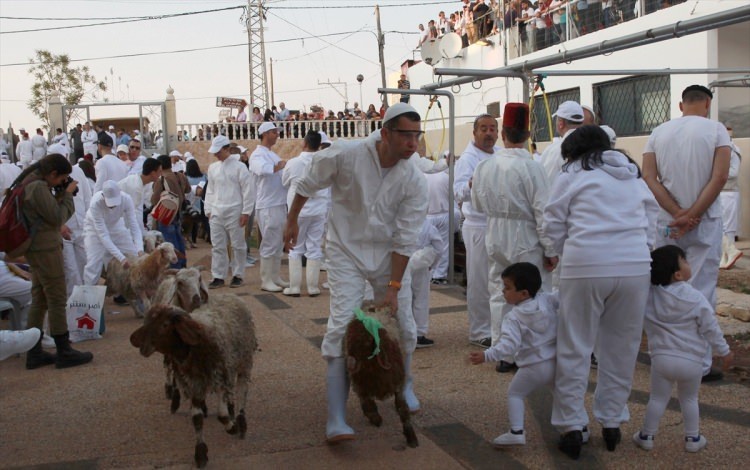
left=420, top=39, right=440, bottom=66
left=439, top=33, right=463, bottom=59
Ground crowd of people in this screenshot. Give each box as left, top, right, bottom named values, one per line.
left=0, top=83, right=743, bottom=462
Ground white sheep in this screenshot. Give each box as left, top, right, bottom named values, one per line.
left=130, top=294, right=257, bottom=469
left=143, top=230, right=165, bottom=253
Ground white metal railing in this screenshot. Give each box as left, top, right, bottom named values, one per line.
left=177, top=119, right=384, bottom=142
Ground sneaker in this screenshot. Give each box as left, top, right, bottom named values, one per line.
left=701, top=368, right=723, bottom=383
left=113, top=295, right=129, bottom=305
left=245, top=259, right=256, bottom=268
left=582, top=426, right=590, bottom=444
left=208, top=278, right=225, bottom=289
left=431, top=278, right=448, bottom=285
left=322, top=282, right=330, bottom=290
left=416, top=336, right=435, bottom=348
left=685, top=435, right=707, bottom=452
left=246, top=254, right=257, bottom=264
left=469, top=337, right=492, bottom=349
left=41, top=333, right=55, bottom=349
left=0, top=328, right=42, bottom=361
left=632, top=431, right=655, bottom=451
left=495, top=360, right=518, bottom=373
left=492, top=430, right=526, bottom=447
left=602, top=427, right=621, bottom=452
left=230, top=276, right=244, bottom=288
left=558, top=430, right=583, bottom=460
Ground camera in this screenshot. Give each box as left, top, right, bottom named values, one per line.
left=54, top=176, right=79, bottom=197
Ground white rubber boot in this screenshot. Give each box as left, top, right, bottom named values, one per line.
left=260, top=257, right=283, bottom=292
left=306, top=259, right=321, bottom=297
left=272, top=255, right=289, bottom=288
left=725, top=236, right=743, bottom=270
left=720, top=235, right=730, bottom=269
left=282, top=257, right=302, bottom=297
left=403, top=352, right=421, bottom=413
left=326, top=357, right=355, bottom=443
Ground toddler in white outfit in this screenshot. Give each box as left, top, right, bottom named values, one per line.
left=469, top=262, right=559, bottom=446
left=634, top=245, right=733, bottom=453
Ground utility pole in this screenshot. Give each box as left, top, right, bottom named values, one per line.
left=375, top=5, right=388, bottom=110
left=246, top=0, right=269, bottom=110
left=269, top=58, right=275, bottom=107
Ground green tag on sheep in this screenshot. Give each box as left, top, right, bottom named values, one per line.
left=354, top=308, right=382, bottom=359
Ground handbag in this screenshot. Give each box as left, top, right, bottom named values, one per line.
left=151, top=176, right=181, bottom=226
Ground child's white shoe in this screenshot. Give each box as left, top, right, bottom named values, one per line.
left=492, top=430, right=526, bottom=447
left=685, top=435, right=707, bottom=452
left=632, top=431, right=655, bottom=451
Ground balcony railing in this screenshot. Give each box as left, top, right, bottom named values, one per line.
left=177, top=119, right=384, bottom=142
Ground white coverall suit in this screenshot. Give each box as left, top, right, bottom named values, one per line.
left=205, top=154, right=255, bottom=281
left=295, top=135, right=427, bottom=440
left=454, top=142, right=498, bottom=342
left=82, top=191, right=144, bottom=286
left=62, top=165, right=93, bottom=296
left=471, top=147, right=555, bottom=348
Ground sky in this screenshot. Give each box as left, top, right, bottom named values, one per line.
left=0, top=0, right=457, bottom=130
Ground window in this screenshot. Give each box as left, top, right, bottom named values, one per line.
left=531, top=88, right=581, bottom=142
left=594, top=75, right=670, bottom=137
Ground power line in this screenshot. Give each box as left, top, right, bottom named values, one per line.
left=270, top=1, right=456, bottom=8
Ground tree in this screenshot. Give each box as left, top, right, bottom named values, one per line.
left=27, top=50, right=107, bottom=130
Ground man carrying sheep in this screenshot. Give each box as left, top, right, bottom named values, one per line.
left=284, top=102, right=428, bottom=444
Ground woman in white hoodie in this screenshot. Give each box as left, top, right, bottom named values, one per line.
left=543, top=125, right=659, bottom=459
left=633, top=245, right=732, bottom=453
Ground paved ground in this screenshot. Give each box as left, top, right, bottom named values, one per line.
left=2, top=241, right=750, bottom=469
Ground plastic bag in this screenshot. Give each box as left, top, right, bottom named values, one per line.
left=66, top=285, right=107, bottom=342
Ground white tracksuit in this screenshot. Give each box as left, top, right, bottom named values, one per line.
left=30, top=134, right=47, bottom=162
left=0, top=258, right=32, bottom=330
left=205, top=154, right=255, bottom=280
left=641, top=282, right=730, bottom=437
left=94, top=154, right=130, bottom=192
left=409, top=219, right=442, bottom=337
left=16, top=139, right=33, bottom=168
left=425, top=169, right=459, bottom=280
left=645, top=116, right=732, bottom=374
left=62, top=165, right=92, bottom=296
left=483, top=293, right=558, bottom=431
left=720, top=143, right=741, bottom=238
left=282, top=151, right=329, bottom=260
left=295, top=136, right=427, bottom=359
left=81, top=129, right=98, bottom=157
left=539, top=132, right=571, bottom=185
left=250, top=145, right=287, bottom=259
left=454, top=142, right=498, bottom=341
left=472, top=147, right=555, bottom=347
left=543, top=150, right=659, bottom=431
left=82, top=191, right=144, bottom=286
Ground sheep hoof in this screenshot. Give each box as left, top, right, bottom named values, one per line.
left=194, top=442, right=208, bottom=468
left=366, top=413, right=383, bottom=427
left=226, top=423, right=238, bottom=435
left=404, top=427, right=419, bottom=448
left=170, top=390, right=181, bottom=414
left=238, top=412, right=247, bottom=439
left=164, top=383, right=173, bottom=400
left=201, top=401, right=208, bottom=417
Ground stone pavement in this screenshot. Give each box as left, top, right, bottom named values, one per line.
left=2, top=241, right=749, bottom=469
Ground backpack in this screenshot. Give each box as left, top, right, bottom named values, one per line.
left=151, top=176, right=181, bottom=226
left=0, top=181, right=33, bottom=257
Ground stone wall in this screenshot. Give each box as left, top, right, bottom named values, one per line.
left=176, top=139, right=305, bottom=171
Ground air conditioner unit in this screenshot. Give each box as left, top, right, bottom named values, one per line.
left=486, top=102, right=501, bottom=118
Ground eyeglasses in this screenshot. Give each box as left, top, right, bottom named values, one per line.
left=129, top=146, right=141, bottom=150
left=390, top=129, right=424, bottom=139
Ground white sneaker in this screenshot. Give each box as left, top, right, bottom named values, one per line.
left=492, top=430, right=526, bottom=447
left=632, top=431, right=654, bottom=451
left=245, top=259, right=256, bottom=268
left=685, top=435, right=707, bottom=452
left=322, top=282, right=330, bottom=290
left=41, top=333, right=55, bottom=349
left=0, top=328, right=42, bottom=361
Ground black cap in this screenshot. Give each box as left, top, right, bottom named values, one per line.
left=98, top=133, right=113, bottom=147
left=681, top=85, right=713, bottom=100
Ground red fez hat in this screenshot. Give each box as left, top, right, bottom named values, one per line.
left=502, top=103, right=529, bottom=130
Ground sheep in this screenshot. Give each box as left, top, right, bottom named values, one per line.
left=150, top=266, right=210, bottom=413
left=106, top=242, right=178, bottom=317
left=343, top=305, right=419, bottom=448
left=130, top=294, right=257, bottom=469
left=143, top=230, right=165, bottom=253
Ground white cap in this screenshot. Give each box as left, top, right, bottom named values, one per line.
left=581, top=104, right=596, bottom=120
left=134, top=130, right=140, bottom=134
left=108, top=125, right=115, bottom=130
left=208, top=135, right=231, bottom=153
left=382, top=102, right=419, bottom=126
left=116, top=144, right=128, bottom=154
left=102, top=180, right=122, bottom=207
left=47, top=143, right=66, bottom=155
left=238, top=146, right=247, bottom=154
left=552, top=101, right=584, bottom=123
left=319, top=131, right=332, bottom=145
left=169, top=150, right=183, bottom=158
left=258, top=121, right=282, bottom=136
left=0, top=153, right=9, bottom=162
left=184, top=151, right=195, bottom=162
left=600, top=125, right=617, bottom=146
left=19, top=128, right=25, bottom=133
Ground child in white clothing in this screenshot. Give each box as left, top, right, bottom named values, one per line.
left=410, top=218, right=443, bottom=348
left=469, top=262, right=559, bottom=446
left=633, top=245, right=733, bottom=453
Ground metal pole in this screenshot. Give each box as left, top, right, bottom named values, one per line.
left=376, top=5, right=388, bottom=110
left=530, top=68, right=750, bottom=76
left=269, top=57, right=275, bottom=106
left=258, top=1, right=270, bottom=108
left=246, top=0, right=253, bottom=102
left=423, top=4, right=750, bottom=91
left=379, top=87, right=456, bottom=284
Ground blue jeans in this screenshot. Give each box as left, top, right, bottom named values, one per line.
left=157, top=218, right=187, bottom=268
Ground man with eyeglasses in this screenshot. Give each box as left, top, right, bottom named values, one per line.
left=284, top=102, right=428, bottom=444
left=126, top=139, right=146, bottom=176
left=455, top=113, right=500, bottom=351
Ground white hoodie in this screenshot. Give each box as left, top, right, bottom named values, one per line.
left=484, top=292, right=558, bottom=367
left=645, top=282, right=730, bottom=363
left=543, top=150, right=659, bottom=279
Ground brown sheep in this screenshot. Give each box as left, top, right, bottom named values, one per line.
left=343, top=305, right=418, bottom=448
left=130, top=295, right=257, bottom=469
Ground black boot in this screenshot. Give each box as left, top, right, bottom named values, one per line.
left=53, top=332, right=93, bottom=369
left=602, top=427, right=621, bottom=451
left=25, top=329, right=56, bottom=370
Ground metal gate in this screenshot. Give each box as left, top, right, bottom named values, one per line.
left=62, top=101, right=166, bottom=154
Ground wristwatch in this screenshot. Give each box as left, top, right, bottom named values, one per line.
left=387, top=280, right=402, bottom=290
